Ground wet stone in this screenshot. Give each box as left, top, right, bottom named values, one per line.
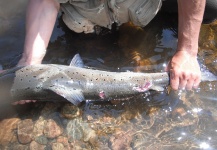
left=52, top=142, right=66, bottom=150
left=82, top=123, right=97, bottom=143
left=11, top=144, right=29, bottom=150
left=43, top=119, right=63, bottom=139
left=96, top=136, right=110, bottom=150
left=61, top=103, right=81, bottom=119
left=66, top=119, right=83, bottom=142
left=40, top=103, right=61, bottom=118
left=109, top=131, right=132, bottom=150
left=17, top=119, right=34, bottom=144
left=70, top=140, right=92, bottom=150
left=35, top=135, right=48, bottom=145
left=57, top=136, right=70, bottom=150
left=30, top=141, right=46, bottom=150
left=0, top=118, right=20, bottom=146
left=33, top=117, right=45, bottom=137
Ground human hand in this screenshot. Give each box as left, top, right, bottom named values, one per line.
left=167, top=51, right=201, bottom=90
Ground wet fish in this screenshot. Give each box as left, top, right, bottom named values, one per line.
left=0, top=54, right=215, bottom=105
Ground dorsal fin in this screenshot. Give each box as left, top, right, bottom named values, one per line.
left=70, top=54, right=84, bottom=67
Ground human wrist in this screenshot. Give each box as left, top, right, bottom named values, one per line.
left=174, top=49, right=198, bottom=59
left=17, top=49, right=46, bottom=66
left=176, top=46, right=198, bottom=57
left=17, top=56, right=42, bottom=66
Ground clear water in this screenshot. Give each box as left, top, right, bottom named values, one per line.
left=1, top=1, right=217, bottom=149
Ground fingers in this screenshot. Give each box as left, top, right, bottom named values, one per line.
left=170, top=70, right=201, bottom=90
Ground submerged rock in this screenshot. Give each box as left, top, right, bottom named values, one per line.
left=35, top=135, right=48, bottom=145
left=109, top=131, right=132, bottom=150
left=56, top=136, right=70, bottom=150
left=52, top=142, right=66, bottom=150
left=66, top=118, right=98, bottom=147
left=12, top=145, right=29, bottom=150
left=43, top=119, right=63, bottom=139
left=0, top=118, right=20, bottom=146
left=67, top=119, right=84, bottom=142
left=70, top=140, right=92, bottom=150
left=61, top=103, right=81, bottom=119
left=33, top=117, right=45, bottom=137
left=30, top=141, right=46, bottom=150
left=40, top=103, right=61, bottom=118
left=17, top=119, right=34, bottom=144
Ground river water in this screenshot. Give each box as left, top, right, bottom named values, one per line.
left=1, top=1, right=217, bottom=150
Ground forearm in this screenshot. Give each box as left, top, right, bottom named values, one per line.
left=177, top=0, right=205, bottom=56
left=18, top=0, right=60, bottom=66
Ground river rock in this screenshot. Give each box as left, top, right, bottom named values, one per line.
left=70, top=140, right=92, bottom=150
left=33, top=117, right=45, bottom=137
left=66, top=119, right=83, bottom=142
left=43, top=119, right=63, bottom=139
left=17, top=119, right=34, bottom=144
left=35, top=135, right=48, bottom=145
left=110, top=131, right=132, bottom=150
left=57, top=136, right=70, bottom=150
left=52, top=142, right=66, bottom=150
left=40, top=103, right=61, bottom=118
left=30, top=141, right=46, bottom=150
left=82, top=123, right=97, bottom=143
left=11, top=144, right=29, bottom=150
left=61, top=103, right=81, bottom=119
left=0, top=118, right=20, bottom=145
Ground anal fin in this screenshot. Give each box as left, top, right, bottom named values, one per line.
left=49, top=86, right=84, bottom=105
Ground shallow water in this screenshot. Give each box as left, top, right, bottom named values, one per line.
left=1, top=1, right=217, bottom=150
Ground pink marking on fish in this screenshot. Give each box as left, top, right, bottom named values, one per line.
left=99, top=91, right=106, bottom=99
left=132, top=82, right=152, bottom=92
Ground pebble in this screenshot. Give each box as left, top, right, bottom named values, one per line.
left=110, top=131, right=132, bottom=150
left=43, top=119, right=63, bottom=139
left=52, top=142, right=66, bottom=150
left=33, top=117, right=45, bottom=137
left=66, top=118, right=98, bottom=145
left=57, top=136, right=70, bottom=150
left=70, top=140, right=92, bottom=150
left=66, top=119, right=83, bottom=142
left=11, top=145, right=29, bottom=150
left=0, top=118, right=20, bottom=145
left=61, top=103, right=81, bottom=119
left=17, top=119, right=34, bottom=144
left=35, top=135, right=48, bottom=145
left=30, top=141, right=46, bottom=150
left=40, top=103, right=61, bottom=118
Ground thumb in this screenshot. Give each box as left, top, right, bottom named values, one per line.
left=165, top=61, right=171, bottom=72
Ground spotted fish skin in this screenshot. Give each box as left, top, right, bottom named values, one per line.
left=0, top=55, right=169, bottom=105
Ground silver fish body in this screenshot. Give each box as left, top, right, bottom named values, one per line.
left=5, top=64, right=169, bottom=105
left=1, top=54, right=215, bottom=105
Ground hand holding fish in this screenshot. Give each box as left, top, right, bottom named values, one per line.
left=167, top=51, right=201, bottom=90
left=168, top=0, right=205, bottom=90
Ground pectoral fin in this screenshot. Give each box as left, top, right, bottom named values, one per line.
left=151, top=85, right=165, bottom=92
left=49, top=87, right=84, bottom=105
